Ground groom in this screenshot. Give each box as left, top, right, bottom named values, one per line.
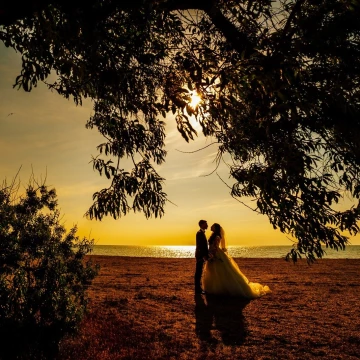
left=195, top=219, right=209, bottom=294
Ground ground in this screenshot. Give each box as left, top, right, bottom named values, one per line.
left=58, top=257, right=360, bottom=359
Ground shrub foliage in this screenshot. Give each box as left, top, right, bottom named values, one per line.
left=0, top=179, right=99, bottom=359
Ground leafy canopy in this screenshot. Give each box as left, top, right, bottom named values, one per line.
left=1, top=0, right=360, bottom=261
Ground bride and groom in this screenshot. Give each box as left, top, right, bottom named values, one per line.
left=195, top=220, right=271, bottom=298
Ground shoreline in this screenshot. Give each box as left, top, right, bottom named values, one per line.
left=59, top=257, right=360, bottom=359
left=88, top=244, right=360, bottom=259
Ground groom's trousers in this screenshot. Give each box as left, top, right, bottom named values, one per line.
left=195, top=258, right=205, bottom=292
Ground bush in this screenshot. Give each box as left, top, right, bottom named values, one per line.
left=0, top=179, right=99, bottom=359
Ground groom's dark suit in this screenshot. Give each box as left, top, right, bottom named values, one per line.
left=195, top=229, right=208, bottom=293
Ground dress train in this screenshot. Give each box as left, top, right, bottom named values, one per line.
left=202, top=248, right=271, bottom=299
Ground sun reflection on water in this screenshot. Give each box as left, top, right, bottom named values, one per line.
left=91, top=245, right=360, bottom=258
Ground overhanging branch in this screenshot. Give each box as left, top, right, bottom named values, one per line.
left=1, top=0, right=260, bottom=60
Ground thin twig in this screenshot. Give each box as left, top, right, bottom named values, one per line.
left=216, top=172, right=261, bottom=213
left=175, top=141, right=218, bottom=153
left=9, top=165, right=22, bottom=191
left=201, top=158, right=221, bottom=177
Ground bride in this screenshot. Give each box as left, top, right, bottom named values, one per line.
left=202, top=223, right=271, bottom=299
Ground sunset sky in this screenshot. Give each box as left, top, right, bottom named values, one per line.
left=1, top=44, right=359, bottom=246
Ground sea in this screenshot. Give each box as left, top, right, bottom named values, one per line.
left=91, top=245, right=360, bottom=259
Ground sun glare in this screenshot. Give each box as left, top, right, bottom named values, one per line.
left=189, top=91, right=202, bottom=108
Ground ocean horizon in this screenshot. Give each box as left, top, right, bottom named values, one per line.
left=91, top=244, right=360, bottom=259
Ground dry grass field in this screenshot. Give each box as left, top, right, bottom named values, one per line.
left=58, top=257, right=360, bottom=359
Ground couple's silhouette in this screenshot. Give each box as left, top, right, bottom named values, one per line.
left=195, top=220, right=271, bottom=298
left=194, top=219, right=270, bottom=346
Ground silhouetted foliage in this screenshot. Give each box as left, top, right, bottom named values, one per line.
left=0, top=177, right=99, bottom=359
left=1, top=0, right=360, bottom=261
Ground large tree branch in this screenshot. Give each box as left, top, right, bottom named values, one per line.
left=281, top=0, right=305, bottom=40
left=0, top=1, right=49, bottom=26
left=164, top=0, right=260, bottom=58
left=205, top=4, right=260, bottom=58
left=0, top=0, right=146, bottom=26
left=1, top=0, right=260, bottom=59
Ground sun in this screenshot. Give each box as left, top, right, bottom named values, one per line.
left=189, top=91, right=202, bottom=109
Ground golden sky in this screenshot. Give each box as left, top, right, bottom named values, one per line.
left=1, top=44, right=358, bottom=246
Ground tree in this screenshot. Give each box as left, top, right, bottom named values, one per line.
left=0, top=176, right=99, bottom=359
left=1, top=0, right=360, bottom=261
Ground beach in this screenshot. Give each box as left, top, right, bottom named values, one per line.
left=58, top=257, right=360, bottom=359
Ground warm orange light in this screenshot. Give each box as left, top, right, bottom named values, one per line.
left=189, top=91, right=202, bottom=108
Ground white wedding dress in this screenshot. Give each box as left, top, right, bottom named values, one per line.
left=202, top=230, right=271, bottom=299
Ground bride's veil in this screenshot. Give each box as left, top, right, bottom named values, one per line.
left=220, top=226, right=227, bottom=251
